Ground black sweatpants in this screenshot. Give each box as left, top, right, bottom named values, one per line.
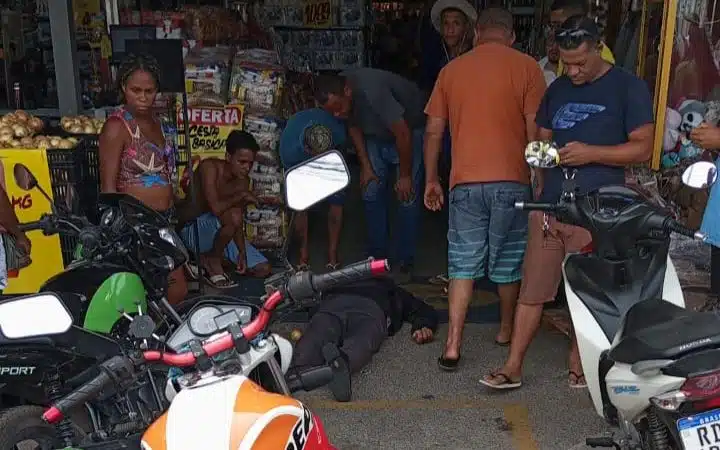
left=290, top=294, right=387, bottom=373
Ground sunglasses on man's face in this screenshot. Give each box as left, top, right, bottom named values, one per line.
left=555, top=28, right=597, bottom=48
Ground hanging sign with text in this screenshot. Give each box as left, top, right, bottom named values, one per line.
left=303, top=0, right=334, bottom=28
left=177, top=104, right=245, bottom=153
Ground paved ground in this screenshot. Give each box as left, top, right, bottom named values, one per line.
left=269, top=180, right=614, bottom=450
left=286, top=322, right=610, bottom=450
left=242, top=164, right=713, bottom=449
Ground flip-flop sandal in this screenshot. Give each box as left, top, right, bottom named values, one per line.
left=479, top=371, right=523, bottom=390
left=428, top=273, right=450, bottom=285
left=204, top=272, right=237, bottom=289
left=569, top=371, right=587, bottom=389
left=438, top=355, right=461, bottom=372
left=326, top=263, right=340, bottom=270
left=296, top=263, right=309, bottom=272
left=495, top=339, right=511, bottom=347
left=185, top=263, right=201, bottom=281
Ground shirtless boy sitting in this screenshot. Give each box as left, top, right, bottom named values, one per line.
left=178, top=130, right=272, bottom=287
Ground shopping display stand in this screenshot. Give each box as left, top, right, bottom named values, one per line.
left=124, top=38, right=205, bottom=294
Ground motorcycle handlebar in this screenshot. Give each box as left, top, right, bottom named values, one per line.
left=516, top=201, right=706, bottom=241
left=42, top=355, right=134, bottom=423
left=514, top=201, right=558, bottom=212
left=17, top=221, right=43, bottom=232
left=42, top=258, right=391, bottom=424
left=664, top=218, right=706, bottom=240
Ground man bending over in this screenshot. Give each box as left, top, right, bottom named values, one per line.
left=178, top=130, right=272, bottom=287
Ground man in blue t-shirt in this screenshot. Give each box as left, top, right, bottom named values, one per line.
left=279, top=108, right=348, bottom=270
left=481, top=16, right=655, bottom=391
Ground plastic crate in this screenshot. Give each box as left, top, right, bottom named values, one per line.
left=46, top=139, right=100, bottom=266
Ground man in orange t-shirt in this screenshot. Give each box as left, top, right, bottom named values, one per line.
left=424, top=7, right=546, bottom=371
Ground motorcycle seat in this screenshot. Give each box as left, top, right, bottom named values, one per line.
left=608, top=299, right=720, bottom=364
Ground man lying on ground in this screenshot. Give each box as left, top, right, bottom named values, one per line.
left=177, top=130, right=272, bottom=288
left=288, top=276, right=438, bottom=402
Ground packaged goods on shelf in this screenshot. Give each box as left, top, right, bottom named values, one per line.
left=184, top=46, right=234, bottom=107
left=243, top=114, right=283, bottom=164
left=245, top=205, right=287, bottom=248
left=229, top=49, right=286, bottom=115
left=250, top=166, right=284, bottom=205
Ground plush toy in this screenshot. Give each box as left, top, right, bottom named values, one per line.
left=678, top=99, right=707, bottom=159
left=663, top=107, right=682, bottom=152
left=661, top=108, right=683, bottom=169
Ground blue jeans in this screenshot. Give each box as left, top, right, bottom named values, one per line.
left=362, top=128, right=424, bottom=265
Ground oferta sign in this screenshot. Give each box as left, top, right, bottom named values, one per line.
left=177, top=105, right=245, bottom=153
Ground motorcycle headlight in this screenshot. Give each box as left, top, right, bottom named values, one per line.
left=158, top=228, right=188, bottom=258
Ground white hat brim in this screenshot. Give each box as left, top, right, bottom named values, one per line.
left=430, top=0, right=478, bottom=34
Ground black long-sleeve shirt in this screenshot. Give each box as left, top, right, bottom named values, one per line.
left=321, top=277, right=439, bottom=336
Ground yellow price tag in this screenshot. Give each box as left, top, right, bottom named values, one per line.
left=303, top=0, right=333, bottom=28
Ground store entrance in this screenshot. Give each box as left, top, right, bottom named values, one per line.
left=287, top=159, right=446, bottom=275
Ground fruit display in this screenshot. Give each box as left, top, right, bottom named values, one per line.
left=0, top=110, right=45, bottom=140
left=0, top=134, right=79, bottom=149
left=60, top=115, right=105, bottom=135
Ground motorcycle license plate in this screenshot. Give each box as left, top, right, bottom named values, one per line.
left=678, top=409, right=720, bottom=450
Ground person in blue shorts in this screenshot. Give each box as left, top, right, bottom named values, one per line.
left=279, top=108, right=348, bottom=270
left=177, top=131, right=271, bottom=288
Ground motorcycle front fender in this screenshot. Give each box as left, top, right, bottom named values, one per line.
left=85, top=272, right=148, bottom=333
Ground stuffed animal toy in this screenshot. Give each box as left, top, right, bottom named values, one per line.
left=678, top=99, right=707, bottom=159
left=661, top=108, right=683, bottom=169
left=663, top=107, right=682, bottom=152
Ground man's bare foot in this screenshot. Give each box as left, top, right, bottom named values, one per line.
left=568, top=353, right=587, bottom=388
left=200, top=253, right=224, bottom=276
left=442, top=342, right=460, bottom=360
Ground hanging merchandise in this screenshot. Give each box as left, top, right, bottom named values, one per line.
left=266, top=0, right=369, bottom=72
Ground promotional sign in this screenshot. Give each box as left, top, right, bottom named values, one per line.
left=302, top=0, right=334, bottom=28
left=177, top=104, right=245, bottom=153
left=0, top=149, right=64, bottom=294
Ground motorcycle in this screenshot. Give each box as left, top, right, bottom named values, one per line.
left=523, top=142, right=720, bottom=450
left=0, top=165, right=190, bottom=446
left=0, top=150, right=366, bottom=449
left=11, top=162, right=186, bottom=332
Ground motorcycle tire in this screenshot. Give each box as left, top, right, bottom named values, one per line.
left=0, top=405, right=63, bottom=450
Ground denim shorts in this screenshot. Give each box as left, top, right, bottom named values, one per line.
left=447, top=182, right=531, bottom=283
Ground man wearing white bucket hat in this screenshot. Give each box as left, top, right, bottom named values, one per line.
left=424, top=0, right=476, bottom=90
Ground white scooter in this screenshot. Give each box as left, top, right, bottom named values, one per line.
left=521, top=144, right=720, bottom=450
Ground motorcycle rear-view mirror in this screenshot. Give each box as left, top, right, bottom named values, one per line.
left=682, top=161, right=718, bottom=189
left=0, top=293, right=73, bottom=339
left=285, top=150, right=350, bottom=211
left=13, top=163, right=54, bottom=210
left=13, top=163, right=38, bottom=191
left=525, top=141, right=560, bottom=169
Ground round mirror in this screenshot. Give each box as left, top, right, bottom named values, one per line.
left=682, top=161, right=718, bottom=189
left=13, top=163, right=38, bottom=191
left=525, top=141, right=560, bottom=168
